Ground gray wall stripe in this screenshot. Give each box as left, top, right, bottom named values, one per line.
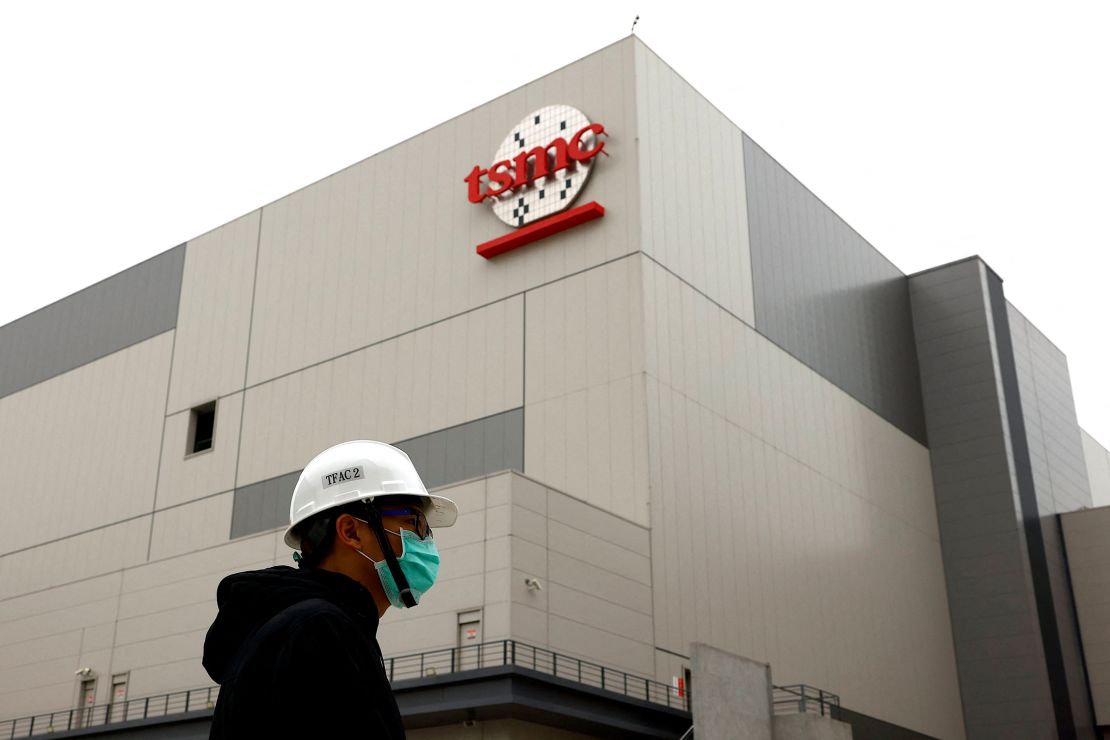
left=229, top=407, right=525, bottom=541
left=742, top=134, right=926, bottom=444
left=0, top=245, right=186, bottom=399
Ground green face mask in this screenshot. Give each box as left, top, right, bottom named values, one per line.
left=356, top=526, right=440, bottom=609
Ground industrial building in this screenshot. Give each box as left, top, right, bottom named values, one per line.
left=1, top=36, right=1108, bottom=739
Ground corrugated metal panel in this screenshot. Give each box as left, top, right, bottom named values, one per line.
left=229, top=408, right=524, bottom=539
left=0, top=245, right=185, bottom=399
left=743, top=136, right=926, bottom=443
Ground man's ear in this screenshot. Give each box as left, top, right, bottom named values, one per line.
left=333, top=513, right=362, bottom=548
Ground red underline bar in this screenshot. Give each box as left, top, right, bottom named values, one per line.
left=476, top=201, right=605, bottom=259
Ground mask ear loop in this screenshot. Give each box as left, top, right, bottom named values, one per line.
left=361, top=500, right=418, bottom=608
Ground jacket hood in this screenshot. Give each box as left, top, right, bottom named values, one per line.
left=202, top=566, right=379, bottom=683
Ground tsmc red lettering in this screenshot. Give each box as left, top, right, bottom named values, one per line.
left=569, top=123, right=605, bottom=162
left=465, top=122, right=606, bottom=203
left=486, top=160, right=515, bottom=197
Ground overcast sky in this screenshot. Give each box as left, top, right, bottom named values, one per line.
left=2, top=1, right=1107, bottom=449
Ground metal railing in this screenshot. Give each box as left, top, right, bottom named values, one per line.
left=773, top=683, right=840, bottom=716
left=2, top=686, right=219, bottom=739
left=1, top=640, right=687, bottom=738
left=384, top=639, right=691, bottom=710
left=1, top=640, right=840, bottom=738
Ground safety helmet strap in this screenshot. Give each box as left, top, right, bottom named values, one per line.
left=361, top=500, right=418, bottom=608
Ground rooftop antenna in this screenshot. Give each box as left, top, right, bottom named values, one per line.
left=631, top=15, right=639, bottom=34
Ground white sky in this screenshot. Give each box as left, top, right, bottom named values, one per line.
left=2, top=1, right=1108, bottom=450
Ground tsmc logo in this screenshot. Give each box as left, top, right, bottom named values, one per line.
left=466, top=105, right=607, bottom=259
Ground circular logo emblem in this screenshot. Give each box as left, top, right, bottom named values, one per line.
left=489, top=105, right=598, bottom=228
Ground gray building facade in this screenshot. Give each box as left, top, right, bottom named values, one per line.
left=1, top=37, right=1107, bottom=740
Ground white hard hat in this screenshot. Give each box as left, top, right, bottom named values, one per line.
left=283, top=440, right=458, bottom=549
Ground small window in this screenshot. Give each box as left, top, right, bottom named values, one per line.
left=187, top=401, right=217, bottom=455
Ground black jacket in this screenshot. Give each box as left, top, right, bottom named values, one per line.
left=203, top=566, right=405, bottom=739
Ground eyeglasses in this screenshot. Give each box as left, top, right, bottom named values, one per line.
left=379, top=507, right=433, bottom=540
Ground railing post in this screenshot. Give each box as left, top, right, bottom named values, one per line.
left=577, top=658, right=581, bottom=683
left=552, top=652, right=557, bottom=678
left=67, top=709, right=73, bottom=731
left=800, top=685, right=807, bottom=714
left=645, top=677, right=649, bottom=700
left=389, top=658, right=395, bottom=682
left=511, top=640, right=516, bottom=666
left=601, top=666, right=605, bottom=691
left=623, top=673, right=628, bottom=695
left=144, top=696, right=150, bottom=719
left=28, top=717, right=34, bottom=735
left=818, top=689, right=825, bottom=716
left=502, top=640, right=507, bottom=667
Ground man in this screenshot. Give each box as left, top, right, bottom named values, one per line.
left=202, top=440, right=458, bottom=739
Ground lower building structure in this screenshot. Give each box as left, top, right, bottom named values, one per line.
left=1, top=36, right=1108, bottom=740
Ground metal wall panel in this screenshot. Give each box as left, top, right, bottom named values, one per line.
left=228, top=471, right=302, bottom=540
left=633, top=41, right=755, bottom=324
left=235, top=294, right=523, bottom=488
left=0, top=245, right=184, bottom=399
left=642, top=256, right=962, bottom=739
left=1060, top=506, right=1110, bottom=726
left=909, top=258, right=1061, bottom=739
left=0, top=332, right=173, bottom=554
left=523, top=255, right=649, bottom=525
left=244, top=40, right=640, bottom=389
left=1006, top=301, right=1096, bottom=736
left=497, top=473, right=654, bottom=678
left=743, top=137, right=926, bottom=443
left=167, top=212, right=259, bottom=414
left=1082, top=430, right=1110, bottom=507
left=397, top=408, right=524, bottom=490
left=229, top=408, right=524, bottom=539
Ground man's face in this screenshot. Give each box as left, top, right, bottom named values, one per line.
left=355, top=500, right=431, bottom=559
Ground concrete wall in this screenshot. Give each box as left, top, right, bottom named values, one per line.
left=641, top=253, right=962, bottom=739
left=1060, top=506, right=1110, bottom=727
left=1082, top=430, right=1110, bottom=508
